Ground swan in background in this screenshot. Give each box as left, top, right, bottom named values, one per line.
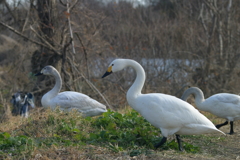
left=181, top=87, right=240, bottom=134
left=11, top=92, right=35, bottom=118
left=102, top=59, right=225, bottom=151
left=35, top=65, right=107, bottom=117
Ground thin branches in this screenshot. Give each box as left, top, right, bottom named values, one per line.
left=30, top=25, right=61, bottom=55
left=75, top=33, right=90, bottom=79
left=0, top=21, right=46, bottom=48
left=65, top=0, right=79, bottom=54
left=70, top=60, right=113, bottom=110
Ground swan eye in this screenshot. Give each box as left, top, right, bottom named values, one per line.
left=112, top=64, right=114, bottom=66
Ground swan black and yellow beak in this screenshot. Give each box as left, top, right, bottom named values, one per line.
left=35, top=72, right=43, bottom=76
left=102, top=66, right=112, bottom=78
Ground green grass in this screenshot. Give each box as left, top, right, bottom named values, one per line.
left=0, top=109, right=225, bottom=159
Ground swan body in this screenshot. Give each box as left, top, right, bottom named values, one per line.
left=181, top=87, right=240, bottom=134
left=35, top=65, right=107, bottom=117
left=102, top=59, right=225, bottom=151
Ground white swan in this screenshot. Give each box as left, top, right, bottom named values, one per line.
left=102, top=59, right=225, bottom=151
left=35, top=65, right=107, bottom=117
left=181, top=87, right=240, bottom=134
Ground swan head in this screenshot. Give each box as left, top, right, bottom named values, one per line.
left=35, top=65, right=56, bottom=76
left=102, top=59, right=126, bottom=78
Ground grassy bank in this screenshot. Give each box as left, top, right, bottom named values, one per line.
left=0, top=108, right=234, bottom=159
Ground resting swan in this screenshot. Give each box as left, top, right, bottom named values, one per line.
left=181, top=87, right=240, bottom=134
left=102, top=59, right=225, bottom=151
left=35, top=65, right=107, bottom=117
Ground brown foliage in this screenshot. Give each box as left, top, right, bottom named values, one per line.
left=0, top=0, right=240, bottom=114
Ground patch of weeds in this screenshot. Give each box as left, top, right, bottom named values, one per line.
left=88, top=110, right=160, bottom=150
left=85, top=110, right=200, bottom=154
left=0, top=132, right=34, bottom=157
left=160, top=139, right=200, bottom=153
left=35, top=136, right=76, bottom=148
left=106, top=143, right=124, bottom=152
left=183, top=142, right=200, bottom=153
left=55, top=118, right=79, bottom=135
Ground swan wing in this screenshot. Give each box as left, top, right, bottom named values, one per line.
left=133, top=93, right=223, bottom=136
left=210, top=93, right=240, bottom=105
left=52, top=91, right=107, bottom=115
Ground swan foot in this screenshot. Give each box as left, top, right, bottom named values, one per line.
left=176, top=134, right=183, bottom=151
left=154, top=137, right=167, bottom=149
left=215, top=121, right=228, bottom=129
left=229, top=131, right=234, bottom=135
left=229, top=121, right=234, bottom=135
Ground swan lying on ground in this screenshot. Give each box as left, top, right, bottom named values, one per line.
left=102, top=59, right=225, bottom=151
left=35, top=65, right=107, bottom=117
left=181, top=87, right=240, bottom=134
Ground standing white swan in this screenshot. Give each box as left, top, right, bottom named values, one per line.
left=181, top=87, right=240, bottom=134
left=35, top=65, right=107, bottom=117
left=102, top=59, right=225, bottom=151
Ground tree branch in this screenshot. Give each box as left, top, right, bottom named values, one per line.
left=75, top=33, right=90, bottom=79
left=3, top=0, right=17, bottom=22
left=66, top=0, right=76, bottom=54
left=30, top=25, right=61, bottom=55
left=0, top=21, right=50, bottom=49
left=68, top=59, right=113, bottom=110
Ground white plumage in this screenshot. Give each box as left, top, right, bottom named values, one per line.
left=181, top=87, right=240, bottom=134
left=102, top=59, right=225, bottom=151
left=35, top=65, right=107, bottom=117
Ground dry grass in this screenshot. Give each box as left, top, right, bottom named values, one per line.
left=0, top=107, right=240, bottom=160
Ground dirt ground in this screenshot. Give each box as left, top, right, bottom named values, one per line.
left=147, top=119, right=240, bottom=160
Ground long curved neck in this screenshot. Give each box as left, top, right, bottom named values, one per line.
left=46, top=70, right=62, bottom=98
left=181, top=87, right=207, bottom=110
left=126, top=60, right=145, bottom=99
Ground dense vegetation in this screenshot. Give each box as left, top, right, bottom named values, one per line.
left=1, top=109, right=227, bottom=159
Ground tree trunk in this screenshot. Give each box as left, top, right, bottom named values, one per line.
left=32, top=0, right=62, bottom=106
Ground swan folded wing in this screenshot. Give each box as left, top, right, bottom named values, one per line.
left=213, top=93, right=240, bottom=105
left=163, top=98, right=225, bottom=135
left=137, top=93, right=214, bottom=129
left=54, top=91, right=107, bottom=112
left=151, top=97, right=225, bottom=135
left=179, top=123, right=225, bottom=135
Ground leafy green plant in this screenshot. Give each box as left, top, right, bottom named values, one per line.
left=87, top=110, right=160, bottom=149
left=0, top=132, right=34, bottom=155
left=86, top=110, right=202, bottom=154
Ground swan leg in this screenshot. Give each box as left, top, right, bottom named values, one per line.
left=176, top=134, right=183, bottom=151
left=215, top=120, right=228, bottom=129
left=154, top=137, right=167, bottom=149
left=230, top=121, right=234, bottom=135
